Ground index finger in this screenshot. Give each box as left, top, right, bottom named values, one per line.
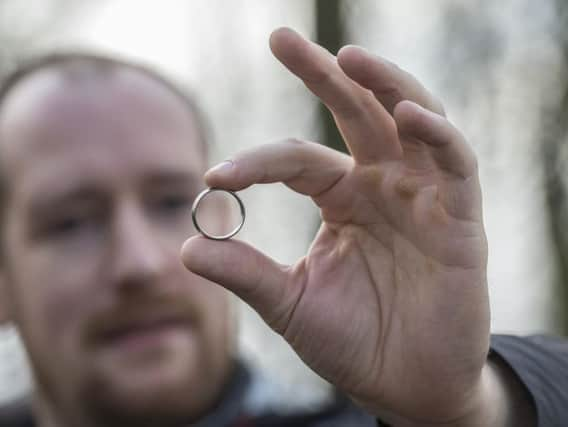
left=269, top=27, right=402, bottom=164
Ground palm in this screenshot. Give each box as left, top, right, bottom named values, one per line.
left=286, top=157, right=488, bottom=418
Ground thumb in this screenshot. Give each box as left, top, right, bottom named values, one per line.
left=181, top=236, right=301, bottom=334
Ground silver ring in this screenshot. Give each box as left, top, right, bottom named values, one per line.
left=192, top=188, right=245, bottom=240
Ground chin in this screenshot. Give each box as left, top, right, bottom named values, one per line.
left=81, top=347, right=217, bottom=425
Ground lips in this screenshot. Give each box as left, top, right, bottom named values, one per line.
left=106, top=317, right=186, bottom=340
left=90, top=311, right=195, bottom=352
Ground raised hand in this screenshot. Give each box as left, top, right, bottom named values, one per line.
left=182, top=28, right=491, bottom=425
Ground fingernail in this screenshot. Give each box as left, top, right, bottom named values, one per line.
left=348, top=44, right=368, bottom=53
left=339, top=44, right=368, bottom=55
left=206, top=160, right=234, bottom=176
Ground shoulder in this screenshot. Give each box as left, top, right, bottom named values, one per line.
left=491, top=334, right=568, bottom=427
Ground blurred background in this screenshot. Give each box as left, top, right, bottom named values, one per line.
left=1, top=0, right=567, bottom=408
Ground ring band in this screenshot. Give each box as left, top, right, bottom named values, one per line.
left=192, top=188, right=246, bottom=240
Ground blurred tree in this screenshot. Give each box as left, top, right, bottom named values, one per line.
left=311, top=0, right=349, bottom=238
left=542, top=0, right=568, bottom=334
left=315, top=0, right=347, bottom=154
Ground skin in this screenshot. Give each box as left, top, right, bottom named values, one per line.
left=0, top=65, right=234, bottom=427
left=182, top=28, right=537, bottom=426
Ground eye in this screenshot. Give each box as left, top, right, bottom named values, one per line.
left=152, top=193, right=193, bottom=214
left=50, top=216, right=84, bottom=234
left=42, top=212, right=99, bottom=239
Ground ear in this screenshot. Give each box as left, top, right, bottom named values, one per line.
left=0, top=272, right=12, bottom=324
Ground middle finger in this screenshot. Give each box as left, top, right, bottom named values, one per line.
left=269, top=27, right=402, bottom=165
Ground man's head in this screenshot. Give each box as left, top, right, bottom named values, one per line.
left=0, top=54, right=235, bottom=426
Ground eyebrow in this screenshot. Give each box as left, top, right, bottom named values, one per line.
left=27, top=186, right=107, bottom=219
left=141, top=170, right=204, bottom=189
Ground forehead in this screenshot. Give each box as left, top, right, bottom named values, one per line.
left=0, top=65, right=206, bottom=200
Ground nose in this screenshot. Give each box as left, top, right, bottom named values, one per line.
left=108, top=200, right=168, bottom=293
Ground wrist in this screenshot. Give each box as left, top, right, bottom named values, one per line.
left=374, top=353, right=536, bottom=427
left=478, top=350, right=537, bottom=427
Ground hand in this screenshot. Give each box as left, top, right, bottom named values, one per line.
left=182, top=27, right=490, bottom=425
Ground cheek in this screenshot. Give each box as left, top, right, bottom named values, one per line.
left=9, top=248, right=102, bottom=356
left=200, top=288, right=235, bottom=377
left=189, top=274, right=234, bottom=346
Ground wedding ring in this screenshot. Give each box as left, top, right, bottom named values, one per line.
left=191, top=188, right=246, bottom=240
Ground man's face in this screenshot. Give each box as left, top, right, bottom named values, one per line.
left=0, top=66, right=233, bottom=425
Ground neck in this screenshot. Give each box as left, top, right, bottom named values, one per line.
left=32, top=360, right=247, bottom=427
left=33, top=391, right=62, bottom=427
left=33, top=388, right=89, bottom=427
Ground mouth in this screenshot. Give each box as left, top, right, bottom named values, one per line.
left=96, top=314, right=193, bottom=353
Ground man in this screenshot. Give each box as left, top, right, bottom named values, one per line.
left=0, top=27, right=564, bottom=426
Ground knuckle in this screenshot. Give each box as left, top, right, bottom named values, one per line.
left=286, top=137, right=308, bottom=147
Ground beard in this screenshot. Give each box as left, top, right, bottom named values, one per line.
left=77, top=319, right=234, bottom=427
left=24, top=295, right=235, bottom=427
left=28, top=337, right=233, bottom=427
left=29, top=337, right=234, bottom=427
left=79, top=347, right=203, bottom=427
left=81, top=380, right=199, bottom=427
